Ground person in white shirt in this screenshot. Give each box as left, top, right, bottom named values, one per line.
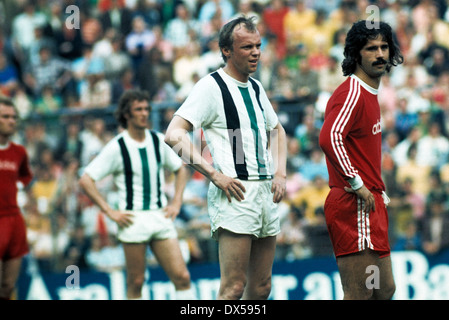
left=79, top=90, right=195, bottom=300
left=165, top=16, right=287, bottom=300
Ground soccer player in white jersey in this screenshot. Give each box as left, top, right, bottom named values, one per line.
left=79, top=90, right=195, bottom=300
left=165, top=16, right=287, bottom=300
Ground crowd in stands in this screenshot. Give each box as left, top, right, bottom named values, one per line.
left=2, top=0, right=449, bottom=273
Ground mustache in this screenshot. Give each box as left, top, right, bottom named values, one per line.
left=373, top=58, right=388, bottom=66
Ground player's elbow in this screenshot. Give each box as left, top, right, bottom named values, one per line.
left=164, top=117, right=191, bottom=148
left=78, top=173, right=93, bottom=191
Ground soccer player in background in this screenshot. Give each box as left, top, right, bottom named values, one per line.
left=79, top=90, right=195, bottom=300
left=164, top=16, right=287, bottom=300
left=0, top=97, right=33, bottom=300
left=319, top=20, right=404, bottom=299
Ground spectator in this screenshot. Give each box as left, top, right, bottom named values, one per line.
left=164, top=3, right=201, bottom=49
left=393, top=220, right=423, bottom=251
left=53, top=17, right=84, bottom=61
left=172, top=42, right=203, bottom=86
left=55, top=122, right=83, bottom=164
left=270, top=62, right=296, bottom=100
left=151, top=25, right=174, bottom=63
left=292, top=58, right=320, bottom=103
left=394, top=96, right=419, bottom=141
left=23, top=45, right=74, bottom=103
left=318, top=55, right=345, bottom=94
left=396, top=142, right=432, bottom=196
left=11, top=0, right=48, bottom=60
left=416, top=121, right=449, bottom=167
left=125, top=16, right=156, bottom=72
left=104, top=34, right=132, bottom=81
left=35, top=85, right=63, bottom=114
left=283, top=0, right=316, bottom=49
left=11, top=85, right=33, bottom=119
left=0, top=52, right=19, bottom=96
left=262, top=0, right=289, bottom=59
left=299, top=148, right=329, bottom=183
left=99, top=0, right=133, bottom=36
left=79, top=117, right=109, bottom=169
left=79, top=58, right=112, bottom=109
left=30, top=164, right=59, bottom=215
left=62, top=224, right=91, bottom=271
left=198, top=0, right=235, bottom=25
left=28, top=25, right=57, bottom=66
left=92, top=28, right=117, bottom=59
left=276, top=206, right=310, bottom=260
left=422, top=193, right=449, bottom=255
left=289, top=173, right=328, bottom=224
left=111, top=69, right=136, bottom=104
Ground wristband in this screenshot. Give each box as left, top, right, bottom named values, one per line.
left=348, top=175, right=364, bottom=190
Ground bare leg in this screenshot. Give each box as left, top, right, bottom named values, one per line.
left=337, top=248, right=395, bottom=300
left=243, top=236, right=277, bottom=300
left=122, top=243, right=147, bottom=299
left=150, top=238, right=191, bottom=291
left=0, top=257, right=23, bottom=299
left=217, top=229, right=252, bottom=300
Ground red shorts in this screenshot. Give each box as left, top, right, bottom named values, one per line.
left=0, top=214, right=29, bottom=261
left=324, top=188, right=391, bottom=258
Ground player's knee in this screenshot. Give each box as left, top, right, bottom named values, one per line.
left=342, top=280, right=374, bottom=300
left=220, top=280, right=246, bottom=300
left=377, top=281, right=396, bottom=300
left=252, top=280, right=272, bottom=300
left=171, top=269, right=191, bottom=290
left=127, top=273, right=145, bottom=290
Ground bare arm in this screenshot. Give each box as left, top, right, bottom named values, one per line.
left=164, top=164, right=189, bottom=220
left=79, top=173, right=133, bottom=227
left=270, top=121, right=287, bottom=203
left=164, top=115, right=246, bottom=202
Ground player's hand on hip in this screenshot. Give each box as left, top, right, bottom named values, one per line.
left=164, top=204, right=181, bottom=220
left=344, top=185, right=376, bottom=213
left=211, top=171, right=246, bottom=202
left=106, top=210, right=134, bottom=228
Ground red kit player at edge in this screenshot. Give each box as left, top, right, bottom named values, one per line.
left=0, top=97, right=33, bottom=300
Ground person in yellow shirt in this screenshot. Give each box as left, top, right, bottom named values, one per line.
left=289, top=174, right=329, bottom=224
left=283, top=0, right=316, bottom=48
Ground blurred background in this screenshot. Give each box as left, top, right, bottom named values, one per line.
left=2, top=0, right=449, bottom=299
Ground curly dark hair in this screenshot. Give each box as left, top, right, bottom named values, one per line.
left=342, top=20, right=404, bottom=76
left=114, top=89, right=151, bottom=128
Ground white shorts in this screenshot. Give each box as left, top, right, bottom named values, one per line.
left=207, top=179, right=280, bottom=240
left=117, top=209, right=178, bottom=243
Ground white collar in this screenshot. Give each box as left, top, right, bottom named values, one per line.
left=350, top=74, right=378, bottom=95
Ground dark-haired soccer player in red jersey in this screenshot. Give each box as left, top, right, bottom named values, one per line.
left=0, top=97, right=33, bottom=300
left=319, top=20, right=404, bottom=300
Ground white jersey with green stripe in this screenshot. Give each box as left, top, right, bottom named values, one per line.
left=84, top=129, right=183, bottom=211
left=174, top=68, right=279, bottom=180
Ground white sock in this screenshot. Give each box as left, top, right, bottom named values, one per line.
left=175, top=288, right=197, bottom=300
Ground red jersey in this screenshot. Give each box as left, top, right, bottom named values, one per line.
left=0, top=142, right=33, bottom=216
left=319, top=74, right=385, bottom=192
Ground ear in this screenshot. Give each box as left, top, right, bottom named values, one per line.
left=222, top=47, right=231, bottom=59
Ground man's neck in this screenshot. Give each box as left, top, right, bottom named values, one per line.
left=127, top=127, right=146, bottom=142
left=354, top=67, right=381, bottom=89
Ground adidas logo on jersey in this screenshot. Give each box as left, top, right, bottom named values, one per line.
left=372, top=120, right=382, bottom=135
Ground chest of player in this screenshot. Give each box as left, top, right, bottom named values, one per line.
left=349, top=92, right=382, bottom=140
